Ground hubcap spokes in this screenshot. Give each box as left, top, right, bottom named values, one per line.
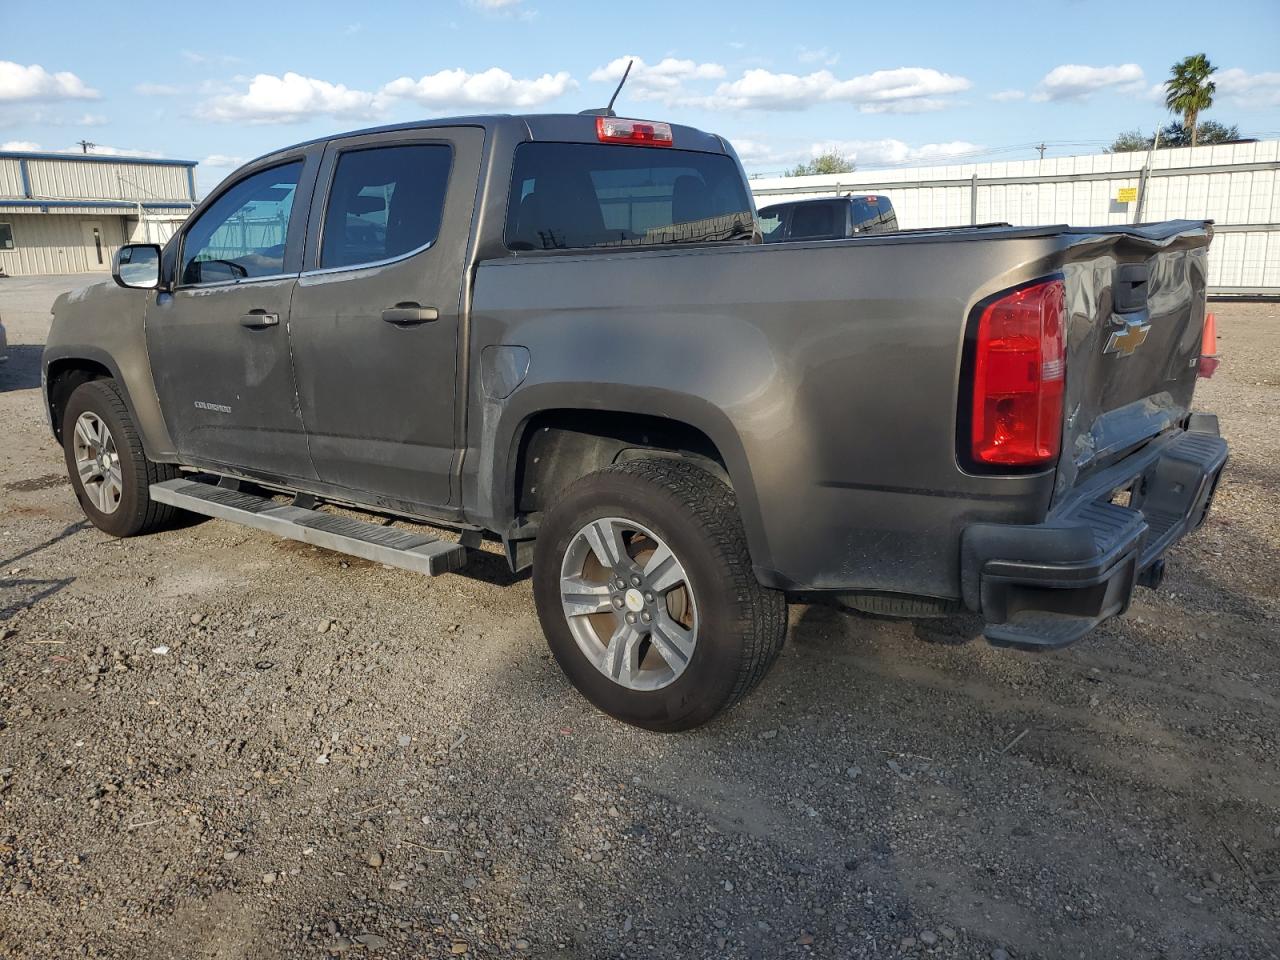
left=560, top=517, right=698, bottom=691
left=73, top=412, right=123, bottom=514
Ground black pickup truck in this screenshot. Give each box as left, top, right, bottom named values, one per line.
left=758, top=194, right=899, bottom=242
left=43, top=113, right=1226, bottom=730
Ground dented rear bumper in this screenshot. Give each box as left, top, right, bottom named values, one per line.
left=961, top=415, right=1227, bottom=650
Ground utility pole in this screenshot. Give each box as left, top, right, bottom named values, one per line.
left=1036, top=143, right=1047, bottom=160
left=76, top=140, right=95, bottom=154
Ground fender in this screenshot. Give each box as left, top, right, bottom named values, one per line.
left=43, top=283, right=175, bottom=459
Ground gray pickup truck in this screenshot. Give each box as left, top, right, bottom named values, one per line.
left=42, top=113, right=1226, bottom=730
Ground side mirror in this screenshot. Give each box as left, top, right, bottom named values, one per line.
left=112, top=244, right=162, bottom=290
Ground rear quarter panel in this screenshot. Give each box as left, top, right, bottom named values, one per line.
left=467, top=233, right=1070, bottom=597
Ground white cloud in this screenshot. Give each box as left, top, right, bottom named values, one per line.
left=731, top=137, right=983, bottom=172
left=1033, top=63, right=1144, bottom=101
left=0, top=61, right=99, bottom=102
left=203, top=153, right=246, bottom=168
left=1216, top=67, right=1280, bottom=108
left=76, top=144, right=165, bottom=158
left=989, top=89, right=1026, bottom=102
left=199, top=72, right=379, bottom=123
left=590, top=56, right=725, bottom=105
left=467, top=0, right=535, bottom=19
left=710, top=66, right=970, bottom=112
left=798, top=47, right=839, bottom=67
left=380, top=67, right=574, bottom=109
left=182, top=50, right=241, bottom=66
left=808, top=138, right=983, bottom=167
left=1, top=140, right=41, bottom=151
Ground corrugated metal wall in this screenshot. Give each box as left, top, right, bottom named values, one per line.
left=24, top=158, right=191, bottom=202
left=750, top=139, right=1280, bottom=295
left=0, top=213, right=125, bottom=276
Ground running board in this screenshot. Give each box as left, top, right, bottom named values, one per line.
left=150, top=478, right=467, bottom=576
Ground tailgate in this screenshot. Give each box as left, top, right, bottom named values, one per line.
left=1053, top=220, right=1213, bottom=499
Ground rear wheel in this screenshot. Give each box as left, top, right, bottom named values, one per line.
left=62, top=379, right=178, bottom=537
left=533, top=458, right=786, bottom=731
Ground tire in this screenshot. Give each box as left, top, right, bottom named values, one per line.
left=62, top=379, right=179, bottom=537
left=532, top=458, right=786, bottom=731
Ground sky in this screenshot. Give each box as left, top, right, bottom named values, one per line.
left=2, top=0, right=1278, bottom=195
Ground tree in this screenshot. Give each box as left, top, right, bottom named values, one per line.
left=1108, top=120, right=1241, bottom=153
left=1157, top=119, right=1240, bottom=147
left=1108, top=129, right=1152, bottom=153
left=1165, top=54, right=1217, bottom=148
left=786, top=152, right=855, bottom=177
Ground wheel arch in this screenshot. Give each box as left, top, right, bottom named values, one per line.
left=483, top=384, right=774, bottom=579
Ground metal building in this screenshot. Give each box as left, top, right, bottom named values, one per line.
left=0, top=151, right=197, bottom=277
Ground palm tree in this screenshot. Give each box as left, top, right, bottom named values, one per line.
left=1164, top=54, right=1217, bottom=148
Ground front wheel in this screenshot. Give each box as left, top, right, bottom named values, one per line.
left=532, top=458, right=786, bottom=731
left=61, top=379, right=179, bottom=537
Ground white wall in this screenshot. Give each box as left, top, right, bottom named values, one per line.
left=750, top=140, right=1280, bottom=294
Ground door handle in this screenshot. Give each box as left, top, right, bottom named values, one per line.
left=240, top=311, right=279, bottom=328
left=381, top=303, right=439, bottom=325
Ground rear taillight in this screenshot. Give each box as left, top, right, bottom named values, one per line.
left=1198, top=311, right=1219, bottom=378
left=596, top=116, right=674, bottom=147
left=969, top=279, right=1066, bottom=467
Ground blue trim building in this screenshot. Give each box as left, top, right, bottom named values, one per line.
left=0, top=150, right=198, bottom=276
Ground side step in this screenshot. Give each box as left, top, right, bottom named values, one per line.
left=150, top=478, right=467, bottom=576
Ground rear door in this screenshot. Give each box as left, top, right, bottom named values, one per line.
left=787, top=201, right=842, bottom=241
left=288, top=126, right=484, bottom=511
left=145, top=153, right=320, bottom=479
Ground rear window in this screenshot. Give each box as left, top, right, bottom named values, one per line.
left=505, top=142, right=754, bottom=251
left=851, top=197, right=880, bottom=230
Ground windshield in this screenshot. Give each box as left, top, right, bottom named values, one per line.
left=506, top=142, right=755, bottom=251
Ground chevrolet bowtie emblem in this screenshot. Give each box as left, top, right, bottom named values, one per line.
left=1103, top=316, right=1151, bottom=357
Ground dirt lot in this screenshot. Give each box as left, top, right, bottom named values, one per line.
left=0, top=275, right=1277, bottom=960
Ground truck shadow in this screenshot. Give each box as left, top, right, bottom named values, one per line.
left=0, top=344, right=43, bottom=392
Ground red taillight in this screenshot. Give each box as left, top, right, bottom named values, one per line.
left=970, top=279, right=1066, bottom=467
left=1198, top=311, right=1219, bottom=378
left=596, top=116, right=673, bottom=147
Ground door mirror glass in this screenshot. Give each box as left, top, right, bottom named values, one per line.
left=112, top=243, right=162, bottom=289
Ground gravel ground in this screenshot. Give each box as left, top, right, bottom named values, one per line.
left=1, top=275, right=1277, bottom=960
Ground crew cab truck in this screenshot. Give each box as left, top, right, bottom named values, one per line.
left=43, top=113, right=1227, bottom=731
left=758, top=194, right=899, bottom=242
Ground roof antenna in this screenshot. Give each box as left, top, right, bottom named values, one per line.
left=579, top=59, right=633, bottom=117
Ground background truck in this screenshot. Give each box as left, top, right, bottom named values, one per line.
left=758, top=194, right=899, bottom=242
left=42, top=112, right=1226, bottom=731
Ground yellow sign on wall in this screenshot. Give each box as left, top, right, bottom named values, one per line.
left=1117, top=187, right=1139, bottom=203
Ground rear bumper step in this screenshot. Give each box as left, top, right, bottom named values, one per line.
left=961, top=421, right=1227, bottom=651
left=150, top=478, right=467, bottom=576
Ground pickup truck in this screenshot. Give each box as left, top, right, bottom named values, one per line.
left=758, top=194, right=899, bottom=242
left=42, top=113, right=1227, bottom=731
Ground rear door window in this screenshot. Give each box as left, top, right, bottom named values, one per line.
left=788, top=202, right=838, bottom=240
left=319, top=144, right=453, bottom=269
left=505, top=142, right=754, bottom=250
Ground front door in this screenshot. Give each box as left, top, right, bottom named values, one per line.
left=287, top=126, right=483, bottom=511
left=81, top=221, right=107, bottom=271
left=145, top=154, right=320, bottom=480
